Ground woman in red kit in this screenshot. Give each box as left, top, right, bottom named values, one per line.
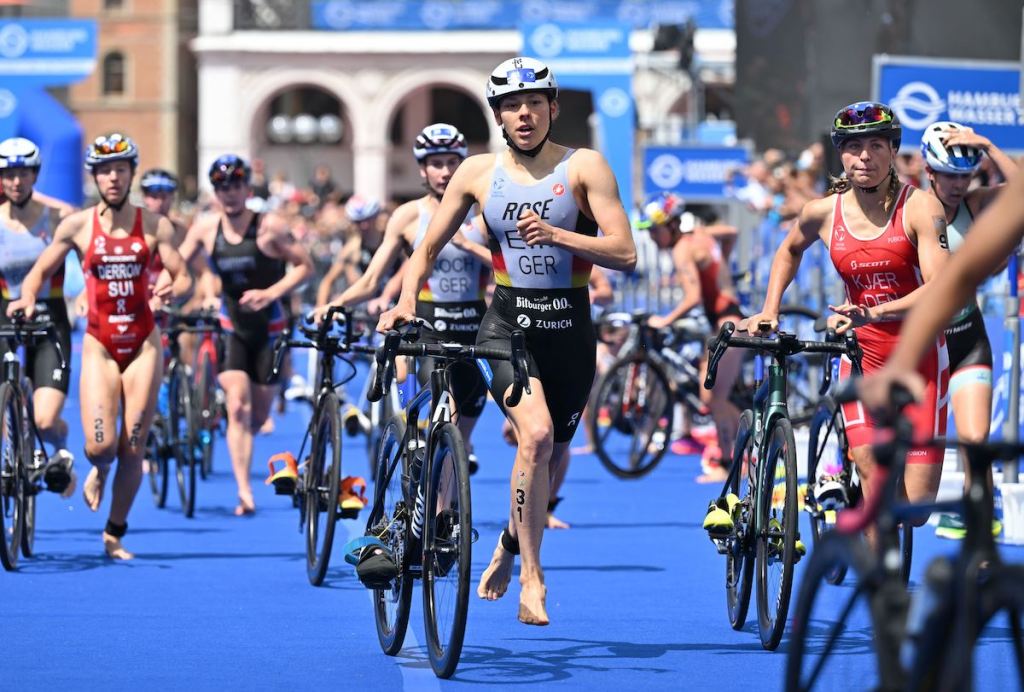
left=741, top=102, right=950, bottom=545
left=7, top=134, right=191, bottom=559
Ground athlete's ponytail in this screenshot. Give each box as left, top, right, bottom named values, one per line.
left=884, top=165, right=900, bottom=213
left=825, top=173, right=850, bottom=197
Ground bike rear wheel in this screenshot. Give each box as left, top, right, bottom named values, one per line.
left=372, top=416, right=413, bottom=655
left=0, top=383, right=23, bottom=570
left=757, top=416, right=799, bottom=650
left=422, top=422, right=472, bottom=679
left=170, top=365, right=197, bottom=518
left=785, top=531, right=905, bottom=691
left=806, top=398, right=850, bottom=585
left=196, top=349, right=216, bottom=479
left=147, top=412, right=169, bottom=508
left=726, top=409, right=756, bottom=630
left=306, top=392, right=342, bottom=586
left=588, top=353, right=674, bottom=479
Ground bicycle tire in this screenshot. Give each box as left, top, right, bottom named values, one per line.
left=196, top=349, right=216, bottom=479
left=757, top=416, right=799, bottom=650
left=306, top=391, right=342, bottom=586
left=422, top=421, right=472, bottom=679
left=900, top=523, right=913, bottom=585
left=785, top=531, right=904, bottom=691
left=373, top=416, right=413, bottom=655
left=806, top=398, right=849, bottom=585
left=588, top=352, right=674, bottom=479
left=170, top=365, right=198, bottom=518
left=952, top=563, right=1024, bottom=691
left=366, top=384, right=394, bottom=477
left=147, top=413, right=169, bottom=508
left=0, top=383, right=22, bottom=570
left=726, top=409, right=756, bottom=630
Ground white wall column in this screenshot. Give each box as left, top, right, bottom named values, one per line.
left=197, top=60, right=247, bottom=188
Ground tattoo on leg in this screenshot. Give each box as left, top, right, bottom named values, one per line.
left=128, top=421, right=142, bottom=449
left=94, top=418, right=104, bottom=444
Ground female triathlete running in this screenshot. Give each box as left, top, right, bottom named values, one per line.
left=378, top=57, right=636, bottom=625
left=721, top=102, right=951, bottom=543
left=178, top=155, right=313, bottom=516
left=321, top=123, right=491, bottom=454
left=0, top=138, right=76, bottom=466
left=918, top=123, right=1016, bottom=528
left=7, top=133, right=192, bottom=559
left=646, top=192, right=743, bottom=482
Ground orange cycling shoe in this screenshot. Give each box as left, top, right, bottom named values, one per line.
left=266, top=452, right=299, bottom=495
left=339, top=476, right=368, bottom=519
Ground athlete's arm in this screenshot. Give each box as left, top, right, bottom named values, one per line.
left=377, top=156, right=482, bottom=331
left=152, top=215, right=194, bottom=303
left=861, top=171, right=1024, bottom=411
left=244, top=216, right=313, bottom=311
left=450, top=214, right=492, bottom=266
left=315, top=259, right=346, bottom=307
left=332, top=202, right=416, bottom=308
left=705, top=223, right=739, bottom=261
left=7, top=211, right=83, bottom=318
left=367, top=263, right=407, bottom=315
left=650, top=240, right=702, bottom=328
left=36, top=191, right=77, bottom=218
left=178, top=215, right=214, bottom=264
left=518, top=149, right=635, bottom=271
left=747, top=197, right=829, bottom=333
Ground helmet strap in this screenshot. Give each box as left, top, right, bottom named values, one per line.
left=502, top=128, right=550, bottom=158
left=9, top=190, right=33, bottom=209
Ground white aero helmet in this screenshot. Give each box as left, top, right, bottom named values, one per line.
left=920, top=121, right=983, bottom=175
left=0, top=137, right=41, bottom=170
left=413, top=123, right=468, bottom=161
left=486, top=57, right=558, bottom=107
left=345, top=195, right=381, bottom=222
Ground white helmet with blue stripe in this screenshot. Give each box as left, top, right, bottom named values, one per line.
left=413, top=123, right=468, bottom=161
left=486, top=57, right=558, bottom=107
left=0, top=137, right=41, bottom=170
left=920, top=121, right=983, bottom=175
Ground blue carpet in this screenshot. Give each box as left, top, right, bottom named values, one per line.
left=6, top=338, right=1024, bottom=690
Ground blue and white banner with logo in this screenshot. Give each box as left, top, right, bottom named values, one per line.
left=0, top=20, right=96, bottom=206
left=521, top=20, right=635, bottom=209
left=643, top=146, right=749, bottom=201
left=0, top=19, right=96, bottom=86
left=873, top=55, right=1024, bottom=152
left=312, top=0, right=734, bottom=31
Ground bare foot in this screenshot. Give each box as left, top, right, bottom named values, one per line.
left=234, top=490, right=256, bottom=516
left=518, top=579, right=549, bottom=626
left=546, top=513, right=570, bottom=530
left=477, top=539, right=515, bottom=600
left=103, top=532, right=135, bottom=560
left=83, top=465, right=108, bottom=512
left=696, top=465, right=729, bottom=484
left=259, top=417, right=275, bottom=435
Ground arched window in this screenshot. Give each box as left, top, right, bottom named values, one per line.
left=104, top=0, right=124, bottom=10
left=102, top=52, right=125, bottom=96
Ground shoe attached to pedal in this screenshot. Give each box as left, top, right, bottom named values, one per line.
left=343, top=536, right=399, bottom=589
left=43, top=450, right=76, bottom=497
left=342, top=404, right=371, bottom=437
left=766, top=518, right=806, bottom=563
left=338, top=476, right=368, bottom=519
left=265, top=452, right=299, bottom=495
left=703, top=493, right=739, bottom=539
left=814, top=475, right=847, bottom=511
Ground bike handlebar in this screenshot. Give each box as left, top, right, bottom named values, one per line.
left=270, top=306, right=375, bottom=379
left=0, top=316, right=66, bottom=370
left=367, top=324, right=531, bottom=407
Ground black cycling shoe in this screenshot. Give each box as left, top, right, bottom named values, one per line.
left=43, top=451, right=75, bottom=495
left=468, top=453, right=479, bottom=476
left=356, top=544, right=399, bottom=589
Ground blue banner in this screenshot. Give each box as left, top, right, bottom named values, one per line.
left=643, top=146, right=750, bottom=201
left=312, top=0, right=734, bottom=31
left=0, top=19, right=97, bottom=86
left=874, top=55, right=1024, bottom=152
left=521, top=20, right=634, bottom=209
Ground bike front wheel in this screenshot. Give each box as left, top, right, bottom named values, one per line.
left=726, top=408, right=756, bottom=630
left=0, top=382, right=23, bottom=570
left=806, top=398, right=850, bottom=585
left=306, top=392, right=342, bottom=586
left=170, top=365, right=197, bottom=518
left=195, top=348, right=217, bottom=479
left=422, top=421, right=472, bottom=678
left=756, top=416, right=799, bottom=650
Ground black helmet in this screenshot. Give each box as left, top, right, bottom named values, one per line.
left=830, top=101, right=902, bottom=150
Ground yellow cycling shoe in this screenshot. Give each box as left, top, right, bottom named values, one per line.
left=703, top=493, right=740, bottom=538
